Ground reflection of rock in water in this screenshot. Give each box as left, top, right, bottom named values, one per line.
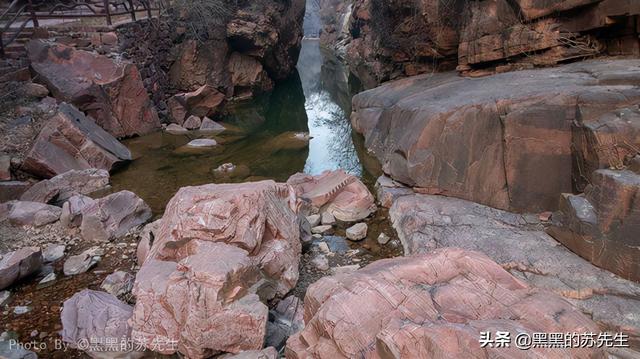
left=320, top=48, right=363, bottom=114
left=224, top=71, right=309, bottom=134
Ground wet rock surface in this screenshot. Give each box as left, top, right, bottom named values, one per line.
left=26, top=40, right=160, bottom=138
left=352, top=60, right=640, bottom=212
left=287, top=248, right=605, bottom=358
left=390, top=193, right=640, bottom=348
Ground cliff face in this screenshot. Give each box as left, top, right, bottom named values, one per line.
left=320, top=0, right=640, bottom=87
left=120, top=0, right=306, bottom=115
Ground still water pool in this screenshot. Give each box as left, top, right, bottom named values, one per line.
left=110, top=40, right=379, bottom=214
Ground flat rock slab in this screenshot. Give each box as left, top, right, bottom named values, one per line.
left=21, top=103, right=132, bottom=179
left=390, top=193, right=640, bottom=348
left=187, top=139, right=218, bottom=148
left=352, top=59, right=640, bottom=212
left=1, top=201, right=61, bottom=227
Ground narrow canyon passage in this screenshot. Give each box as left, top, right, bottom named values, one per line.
left=109, top=39, right=373, bottom=214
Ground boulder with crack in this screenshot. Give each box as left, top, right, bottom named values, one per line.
left=20, top=103, right=132, bottom=179
left=80, top=191, right=152, bottom=242
left=390, top=193, right=640, bottom=349
left=286, top=248, right=604, bottom=358
left=26, top=40, right=160, bottom=138
left=287, top=170, right=376, bottom=222
left=548, top=169, right=640, bottom=282
left=131, top=180, right=301, bottom=357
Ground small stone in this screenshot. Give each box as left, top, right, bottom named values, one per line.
left=100, top=270, right=134, bottom=297
left=13, top=306, right=30, bottom=315
left=63, top=247, right=102, bottom=276
left=42, top=244, right=66, bottom=263
left=539, top=211, right=553, bottom=222
left=377, top=233, right=391, bottom=245
left=39, top=272, right=56, bottom=284
left=21, top=82, right=49, bottom=98
left=311, top=225, right=333, bottom=234
left=187, top=139, right=218, bottom=148
left=346, top=223, right=368, bottom=241
left=183, top=115, right=202, bottom=130
left=200, top=117, right=226, bottom=133
left=214, top=163, right=236, bottom=173
left=0, top=291, right=10, bottom=307
left=166, top=123, right=189, bottom=134
left=321, top=212, right=336, bottom=225
left=30, top=330, right=38, bottom=337
left=312, top=234, right=322, bottom=239
left=306, top=214, right=321, bottom=228
left=311, top=255, right=329, bottom=271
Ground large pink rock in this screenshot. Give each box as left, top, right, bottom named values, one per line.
left=131, top=181, right=302, bottom=357
left=20, top=103, right=132, bottom=179
left=61, top=289, right=143, bottom=358
left=287, top=170, right=376, bottom=222
left=286, top=248, right=605, bottom=358
left=80, top=191, right=152, bottom=242
left=26, top=40, right=160, bottom=138
left=0, top=247, right=43, bottom=290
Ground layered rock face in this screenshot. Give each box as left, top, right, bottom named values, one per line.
left=351, top=60, right=640, bottom=212
left=20, top=103, right=132, bottom=179
left=166, top=0, right=305, bottom=113
left=26, top=40, right=160, bottom=138
left=320, top=0, right=640, bottom=84
left=549, top=169, right=640, bottom=282
left=389, top=193, right=640, bottom=347
left=286, top=248, right=604, bottom=358
left=130, top=181, right=302, bottom=357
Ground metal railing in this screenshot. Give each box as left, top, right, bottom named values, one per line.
left=0, top=0, right=163, bottom=57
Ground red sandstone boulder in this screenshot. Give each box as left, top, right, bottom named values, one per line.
left=20, top=169, right=110, bottom=205
left=351, top=60, right=640, bottom=212
left=131, top=181, right=302, bottom=357
left=80, top=190, right=152, bottom=242
left=168, top=85, right=225, bottom=125
left=0, top=247, right=43, bottom=290
left=0, top=201, right=61, bottom=227
left=286, top=248, right=605, bottom=358
left=549, top=169, right=640, bottom=282
left=287, top=170, right=376, bottom=222
left=61, top=289, right=143, bottom=358
left=21, top=103, right=132, bottom=179
left=26, top=40, right=160, bottom=138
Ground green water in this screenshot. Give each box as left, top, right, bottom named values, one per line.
left=110, top=40, right=380, bottom=214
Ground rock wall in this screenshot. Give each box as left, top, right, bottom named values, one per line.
left=119, top=0, right=305, bottom=120
left=319, top=0, right=640, bottom=86
left=351, top=59, right=640, bottom=213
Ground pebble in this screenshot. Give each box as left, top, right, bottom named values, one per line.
left=318, top=242, right=331, bottom=254
left=311, top=255, right=330, bottom=271
left=38, top=272, right=56, bottom=284
left=306, top=214, right=321, bottom=227
left=377, top=233, right=391, bottom=245
left=13, top=306, right=30, bottom=315
left=346, top=223, right=368, bottom=241
left=0, top=291, right=10, bottom=307
left=321, top=212, right=336, bottom=225
left=42, top=244, right=66, bottom=263
left=311, top=225, right=333, bottom=234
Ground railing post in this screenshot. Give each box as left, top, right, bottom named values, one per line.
left=104, top=0, right=112, bottom=25
left=27, top=0, right=39, bottom=28
left=128, top=0, right=136, bottom=21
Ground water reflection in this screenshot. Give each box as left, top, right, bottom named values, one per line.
left=110, top=39, right=373, bottom=214
left=299, top=40, right=364, bottom=176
